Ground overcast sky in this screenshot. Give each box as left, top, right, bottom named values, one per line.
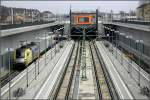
left=1, top=1, right=139, bottom=14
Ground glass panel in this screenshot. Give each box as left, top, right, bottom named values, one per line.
left=79, top=17, right=89, bottom=22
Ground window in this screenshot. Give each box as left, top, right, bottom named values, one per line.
left=78, top=17, right=89, bottom=23
left=16, top=49, right=25, bottom=58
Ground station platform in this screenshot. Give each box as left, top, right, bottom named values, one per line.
left=96, top=41, right=149, bottom=99
left=1, top=40, right=73, bottom=99
left=103, top=22, right=150, bottom=32
left=34, top=41, right=74, bottom=99
left=1, top=22, right=64, bottom=37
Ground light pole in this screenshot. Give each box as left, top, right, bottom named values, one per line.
left=56, top=28, right=61, bottom=52
left=126, top=36, right=130, bottom=73
left=11, top=8, right=14, bottom=24
left=51, top=35, right=53, bottom=60
left=35, top=33, right=41, bottom=75
left=23, top=9, right=26, bottom=23
left=20, top=40, right=29, bottom=87
left=25, top=40, right=28, bottom=87
left=8, top=48, right=11, bottom=99
left=136, top=39, right=144, bottom=87
left=44, top=32, right=47, bottom=66
left=149, top=19, right=150, bottom=99
left=48, top=32, right=53, bottom=58
left=106, top=34, right=110, bottom=45
left=108, top=27, right=111, bottom=43
left=54, top=30, right=57, bottom=56
left=57, top=29, right=60, bottom=53
left=105, top=27, right=108, bottom=41
left=37, top=42, right=40, bottom=75
left=115, top=31, right=119, bottom=59
left=31, top=11, right=34, bottom=23
left=128, top=36, right=133, bottom=74
left=34, top=60, right=36, bottom=80
left=105, top=27, right=110, bottom=45
left=60, top=27, right=64, bottom=48
left=136, top=40, right=141, bottom=87
left=111, top=29, right=115, bottom=54
left=81, top=28, right=87, bottom=80
left=0, top=27, right=1, bottom=99
left=58, top=27, right=63, bottom=51
left=35, top=35, right=41, bottom=75
left=119, top=33, right=125, bottom=65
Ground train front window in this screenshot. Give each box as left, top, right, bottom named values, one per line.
left=16, top=49, right=25, bottom=58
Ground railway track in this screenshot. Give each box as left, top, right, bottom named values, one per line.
left=90, top=41, right=119, bottom=100
left=1, top=41, right=69, bottom=99
left=0, top=41, right=59, bottom=88
left=0, top=71, right=20, bottom=87
left=52, top=41, right=119, bottom=99
left=51, top=41, right=79, bottom=100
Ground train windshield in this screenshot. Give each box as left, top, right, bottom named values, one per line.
left=16, top=49, right=25, bottom=58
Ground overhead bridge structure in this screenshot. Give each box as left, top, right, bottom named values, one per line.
left=70, top=10, right=98, bottom=40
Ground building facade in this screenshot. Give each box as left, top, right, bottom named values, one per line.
left=41, top=11, right=55, bottom=22
left=137, top=0, right=150, bottom=21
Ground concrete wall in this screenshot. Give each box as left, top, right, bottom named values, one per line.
left=0, top=23, right=65, bottom=78
left=103, top=24, right=150, bottom=66
left=117, top=26, right=150, bottom=47
left=0, top=26, right=58, bottom=77
left=1, top=28, right=49, bottom=54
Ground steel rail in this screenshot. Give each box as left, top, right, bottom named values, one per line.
left=90, top=41, right=119, bottom=100
left=50, top=42, right=79, bottom=100
left=94, top=42, right=120, bottom=100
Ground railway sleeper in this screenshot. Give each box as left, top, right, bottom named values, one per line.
left=55, top=42, right=79, bottom=100
left=95, top=43, right=120, bottom=100
left=90, top=44, right=112, bottom=100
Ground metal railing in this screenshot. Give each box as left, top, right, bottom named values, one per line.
left=0, top=21, right=55, bottom=30
left=101, top=39, right=150, bottom=98
left=113, top=20, right=150, bottom=25
left=0, top=39, right=67, bottom=99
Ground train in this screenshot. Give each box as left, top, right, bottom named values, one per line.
left=12, top=36, right=59, bottom=68
left=13, top=42, right=39, bottom=67
left=70, top=10, right=98, bottom=40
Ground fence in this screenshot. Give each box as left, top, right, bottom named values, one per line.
left=101, top=39, right=150, bottom=97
